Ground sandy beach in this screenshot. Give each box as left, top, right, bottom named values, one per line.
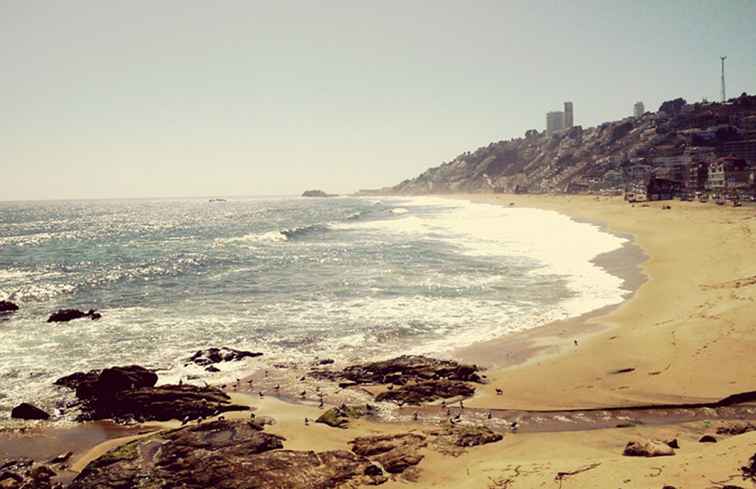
left=3, top=193, right=755, bottom=489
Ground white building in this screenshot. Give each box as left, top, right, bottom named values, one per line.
left=634, top=101, right=645, bottom=118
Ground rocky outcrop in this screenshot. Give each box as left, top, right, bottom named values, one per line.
left=302, top=190, right=337, bottom=198
left=316, top=405, right=368, bottom=429
left=10, top=402, right=50, bottom=420
left=433, top=425, right=503, bottom=448
left=0, top=300, right=19, bottom=313
left=312, top=355, right=483, bottom=385
left=47, top=309, right=101, bottom=322
left=375, top=380, right=475, bottom=404
left=716, top=421, right=756, bottom=436
left=743, top=452, right=756, bottom=481
left=56, top=365, right=247, bottom=422
left=0, top=458, right=61, bottom=489
left=350, top=433, right=426, bottom=474
left=69, top=419, right=386, bottom=489
left=187, top=347, right=263, bottom=368
left=623, top=440, right=675, bottom=457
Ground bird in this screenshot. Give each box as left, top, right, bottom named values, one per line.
left=487, top=411, right=493, bottom=420
left=452, top=412, right=461, bottom=421
left=319, top=398, right=324, bottom=408
left=511, top=421, right=519, bottom=432
left=274, top=384, right=280, bottom=391
left=258, top=391, right=264, bottom=398
left=495, top=388, right=503, bottom=396
left=181, top=416, right=190, bottom=426
left=574, top=339, right=578, bottom=346
left=249, top=412, right=256, bottom=419
left=304, top=417, right=309, bottom=426
left=300, top=390, right=307, bottom=399
left=459, top=400, right=464, bottom=410
left=413, top=412, right=419, bottom=421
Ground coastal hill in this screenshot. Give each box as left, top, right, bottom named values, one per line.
left=369, top=94, right=756, bottom=195
left=302, top=189, right=338, bottom=197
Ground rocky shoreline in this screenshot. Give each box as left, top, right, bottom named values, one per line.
left=2, top=352, right=755, bottom=488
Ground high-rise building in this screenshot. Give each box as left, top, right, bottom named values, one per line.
left=546, top=111, right=564, bottom=136
left=563, top=102, right=574, bottom=129
left=634, top=101, right=645, bottom=118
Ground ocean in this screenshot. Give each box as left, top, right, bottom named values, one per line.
left=0, top=196, right=628, bottom=418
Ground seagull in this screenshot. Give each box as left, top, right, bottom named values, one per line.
left=413, top=412, right=419, bottom=421
left=495, top=388, right=503, bottom=396
left=305, top=417, right=309, bottom=426
left=300, top=390, right=307, bottom=399
left=487, top=411, right=493, bottom=420
left=259, top=391, right=264, bottom=398
left=511, top=421, right=519, bottom=432
left=274, top=384, right=280, bottom=391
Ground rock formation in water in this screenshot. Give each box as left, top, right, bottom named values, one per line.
left=302, top=190, right=337, bottom=197
left=47, top=309, right=101, bottom=322
left=0, top=300, right=19, bottom=313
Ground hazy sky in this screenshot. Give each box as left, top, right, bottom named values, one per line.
left=1, top=1, right=755, bottom=200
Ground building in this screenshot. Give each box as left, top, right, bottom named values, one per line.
left=546, top=111, right=564, bottom=136
left=563, top=102, right=574, bottom=129
left=647, top=177, right=682, bottom=200
left=708, top=156, right=751, bottom=194
left=686, top=161, right=709, bottom=192
left=634, top=101, right=645, bottom=118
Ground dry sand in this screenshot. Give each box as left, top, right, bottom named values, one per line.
left=8, top=193, right=756, bottom=489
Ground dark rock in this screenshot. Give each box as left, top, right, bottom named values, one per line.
left=316, top=405, right=367, bottom=429
left=48, top=452, right=73, bottom=465
left=716, top=421, right=756, bottom=436
left=317, top=358, right=335, bottom=365
left=73, top=365, right=158, bottom=400
left=0, top=300, right=19, bottom=313
left=332, top=355, right=484, bottom=385
left=54, top=370, right=100, bottom=390
left=699, top=435, right=717, bottom=443
left=375, top=380, right=475, bottom=405
left=0, top=459, right=58, bottom=489
left=57, top=365, right=246, bottom=422
left=69, top=419, right=383, bottom=489
left=451, top=426, right=503, bottom=447
left=10, top=402, right=50, bottom=420
left=302, top=190, right=337, bottom=198
left=623, top=440, right=675, bottom=457
left=610, top=367, right=636, bottom=374
left=47, top=309, right=101, bottom=323
left=188, top=347, right=263, bottom=367
left=658, top=97, right=687, bottom=115
left=350, top=433, right=426, bottom=474
left=665, top=438, right=679, bottom=449
left=742, top=452, right=756, bottom=481
left=205, top=365, right=220, bottom=373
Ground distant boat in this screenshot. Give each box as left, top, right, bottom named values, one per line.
left=209, top=198, right=227, bottom=203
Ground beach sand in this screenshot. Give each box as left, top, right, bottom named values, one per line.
left=4, top=193, right=755, bottom=489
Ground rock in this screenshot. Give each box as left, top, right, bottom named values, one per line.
left=10, top=402, right=50, bottom=420
left=317, top=359, right=335, bottom=365
left=48, top=452, right=73, bottom=465
left=0, top=459, right=57, bottom=489
left=47, top=309, right=101, bottom=323
left=450, top=426, right=503, bottom=447
left=0, top=301, right=19, bottom=313
left=57, top=365, right=247, bottom=422
left=699, top=435, right=717, bottom=443
left=73, top=365, right=158, bottom=400
left=69, top=419, right=384, bottom=489
left=317, top=355, right=484, bottom=385
left=188, top=347, right=263, bottom=367
left=316, top=405, right=367, bottom=429
left=54, top=370, right=100, bottom=390
left=623, top=440, right=675, bottom=457
left=665, top=438, right=679, bottom=449
left=375, top=380, right=475, bottom=405
left=658, top=97, right=687, bottom=115
left=716, top=421, right=756, bottom=436
left=350, top=433, right=426, bottom=474
left=742, top=452, right=756, bottom=481
left=205, top=365, right=220, bottom=373
left=301, top=190, right=336, bottom=198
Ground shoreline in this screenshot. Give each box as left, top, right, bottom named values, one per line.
left=450, top=198, right=648, bottom=374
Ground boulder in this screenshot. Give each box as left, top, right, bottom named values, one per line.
left=699, top=435, right=717, bottom=443
left=716, top=421, right=756, bottom=436
left=375, top=380, right=475, bottom=405
left=743, top=452, right=756, bottom=481
left=316, top=355, right=484, bottom=385
left=623, top=440, right=675, bottom=457
left=316, top=405, right=367, bottom=429
left=56, top=365, right=246, bottom=422
left=350, top=433, right=426, bottom=474
left=0, top=301, right=19, bottom=313
left=187, top=347, right=262, bottom=367
left=10, top=402, right=50, bottom=420
left=0, top=459, right=59, bottom=489
left=69, top=419, right=384, bottom=489
left=47, top=309, right=101, bottom=323
left=450, top=426, right=503, bottom=447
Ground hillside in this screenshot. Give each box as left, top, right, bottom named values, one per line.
left=371, top=94, right=756, bottom=195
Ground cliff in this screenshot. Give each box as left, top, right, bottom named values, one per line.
left=380, top=94, right=756, bottom=195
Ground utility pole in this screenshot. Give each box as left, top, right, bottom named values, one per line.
left=720, top=56, right=727, bottom=102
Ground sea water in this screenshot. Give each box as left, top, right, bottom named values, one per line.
left=0, top=196, right=628, bottom=416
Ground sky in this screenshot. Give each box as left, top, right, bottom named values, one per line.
left=1, top=1, right=755, bottom=201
